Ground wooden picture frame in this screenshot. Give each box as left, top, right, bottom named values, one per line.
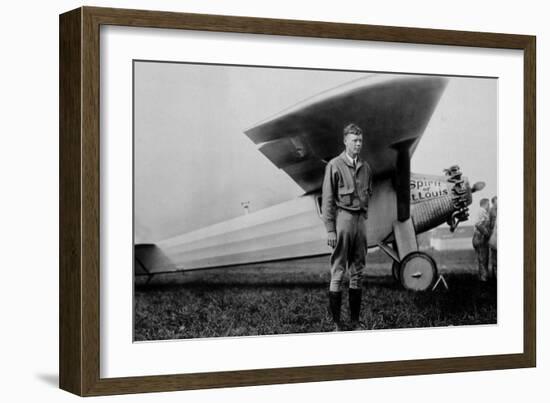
left=59, top=6, right=536, bottom=396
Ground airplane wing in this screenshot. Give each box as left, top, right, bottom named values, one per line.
left=244, top=74, right=449, bottom=194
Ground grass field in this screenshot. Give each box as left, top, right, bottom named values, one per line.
left=134, top=248, right=496, bottom=341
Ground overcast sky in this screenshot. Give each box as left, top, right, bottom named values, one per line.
left=134, top=62, right=497, bottom=243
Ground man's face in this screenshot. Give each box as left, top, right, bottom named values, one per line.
left=344, top=133, right=363, bottom=157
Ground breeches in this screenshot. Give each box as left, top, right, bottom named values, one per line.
left=474, top=244, right=489, bottom=280
left=329, top=210, right=367, bottom=292
left=489, top=246, right=497, bottom=277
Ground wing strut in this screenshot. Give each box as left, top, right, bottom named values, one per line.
left=392, top=138, right=416, bottom=222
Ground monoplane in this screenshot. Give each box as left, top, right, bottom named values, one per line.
left=135, top=74, right=485, bottom=291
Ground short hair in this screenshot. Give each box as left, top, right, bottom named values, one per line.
left=343, top=123, right=363, bottom=138
left=480, top=198, right=489, bottom=207
left=491, top=196, right=498, bottom=203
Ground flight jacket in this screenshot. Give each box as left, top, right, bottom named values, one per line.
left=321, top=151, right=373, bottom=233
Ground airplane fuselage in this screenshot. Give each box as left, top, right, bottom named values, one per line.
left=155, top=171, right=473, bottom=272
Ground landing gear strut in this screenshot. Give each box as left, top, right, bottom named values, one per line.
left=384, top=141, right=441, bottom=292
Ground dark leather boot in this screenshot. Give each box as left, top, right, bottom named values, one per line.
left=348, top=288, right=366, bottom=330
left=328, top=291, right=343, bottom=331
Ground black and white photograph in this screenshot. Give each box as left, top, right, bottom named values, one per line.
left=133, top=61, right=498, bottom=341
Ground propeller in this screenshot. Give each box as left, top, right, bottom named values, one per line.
left=471, top=181, right=486, bottom=193
left=444, top=165, right=482, bottom=232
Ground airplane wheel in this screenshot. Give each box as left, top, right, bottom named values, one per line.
left=391, top=241, right=400, bottom=281
left=392, top=261, right=400, bottom=282
left=399, top=252, right=437, bottom=291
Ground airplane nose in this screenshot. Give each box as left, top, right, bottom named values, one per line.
left=444, top=165, right=474, bottom=232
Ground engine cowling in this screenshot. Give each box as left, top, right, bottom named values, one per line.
left=410, top=166, right=485, bottom=234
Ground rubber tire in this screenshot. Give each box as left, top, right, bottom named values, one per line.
left=391, top=241, right=400, bottom=282
left=392, top=261, right=400, bottom=282
left=399, top=251, right=438, bottom=291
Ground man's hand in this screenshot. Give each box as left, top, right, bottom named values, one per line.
left=327, top=231, right=337, bottom=249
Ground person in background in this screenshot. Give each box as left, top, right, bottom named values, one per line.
left=488, top=196, right=498, bottom=279
left=472, top=198, right=491, bottom=282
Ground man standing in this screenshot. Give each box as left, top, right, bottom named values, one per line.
left=321, top=123, right=373, bottom=331
left=472, top=198, right=491, bottom=282
left=488, top=196, right=498, bottom=279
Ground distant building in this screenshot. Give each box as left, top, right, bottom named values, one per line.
left=426, top=225, right=474, bottom=251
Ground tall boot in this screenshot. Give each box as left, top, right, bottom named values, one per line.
left=348, top=288, right=365, bottom=330
left=328, top=291, right=343, bottom=331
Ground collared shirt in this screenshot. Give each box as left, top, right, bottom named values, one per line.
left=488, top=205, right=497, bottom=248
left=321, top=151, right=373, bottom=233
left=472, top=208, right=491, bottom=247
left=345, top=152, right=357, bottom=167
